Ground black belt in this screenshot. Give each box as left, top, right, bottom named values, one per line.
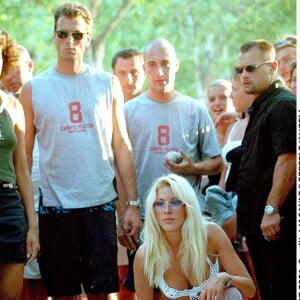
left=0, top=182, right=14, bottom=188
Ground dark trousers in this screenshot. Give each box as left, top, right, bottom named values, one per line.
left=246, top=233, right=296, bottom=300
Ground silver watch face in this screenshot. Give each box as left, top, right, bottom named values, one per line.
left=264, top=205, right=274, bottom=215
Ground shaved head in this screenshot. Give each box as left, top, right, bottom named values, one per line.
left=144, top=38, right=177, bottom=60
left=143, top=38, right=179, bottom=100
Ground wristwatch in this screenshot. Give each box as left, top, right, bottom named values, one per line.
left=126, top=199, right=140, bottom=207
left=264, top=205, right=279, bottom=215
left=216, top=272, right=232, bottom=288
left=224, top=273, right=232, bottom=288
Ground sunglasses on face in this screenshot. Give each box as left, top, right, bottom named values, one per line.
left=235, top=61, right=273, bottom=74
left=153, top=199, right=185, bottom=211
left=55, top=30, right=86, bottom=40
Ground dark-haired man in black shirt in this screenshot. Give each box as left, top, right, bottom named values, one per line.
left=235, top=39, right=296, bottom=300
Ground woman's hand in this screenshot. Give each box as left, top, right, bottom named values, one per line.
left=25, top=227, right=40, bottom=265
left=197, top=274, right=225, bottom=300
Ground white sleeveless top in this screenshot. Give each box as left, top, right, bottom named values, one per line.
left=30, top=66, right=117, bottom=208
left=158, top=257, right=219, bottom=299
left=221, top=120, right=243, bottom=184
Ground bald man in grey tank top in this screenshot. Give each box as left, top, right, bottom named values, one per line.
left=118, top=38, right=223, bottom=294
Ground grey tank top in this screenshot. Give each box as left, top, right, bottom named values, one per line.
left=30, top=66, right=117, bottom=208
left=124, top=92, right=221, bottom=217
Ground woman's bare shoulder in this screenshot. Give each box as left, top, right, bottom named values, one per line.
left=0, top=91, right=21, bottom=120
left=7, top=94, right=23, bottom=123
left=206, top=221, right=222, bottom=235
left=136, top=243, right=146, bottom=258
left=7, top=93, right=20, bottom=109
left=206, top=222, right=228, bottom=252
left=134, top=244, right=146, bottom=271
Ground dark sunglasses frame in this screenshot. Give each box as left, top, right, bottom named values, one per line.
left=235, top=61, right=273, bottom=74
left=274, top=38, right=296, bottom=50
left=56, top=30, right=85, bottom=40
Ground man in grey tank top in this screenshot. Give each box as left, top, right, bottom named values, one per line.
left=19, top=3, right=141, bottom=299
left=119, top=38, right=223, bottom=294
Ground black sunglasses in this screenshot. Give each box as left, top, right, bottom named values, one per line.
left=235, top=61, right=273, bottom=74
left=274, top=38, right=296, bottom=50
left=56, top=30, right=85, bottom=41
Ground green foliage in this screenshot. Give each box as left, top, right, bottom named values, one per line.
left=0, top=0, right=296, bottom=98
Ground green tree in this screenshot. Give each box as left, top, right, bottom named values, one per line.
left=0, top=0, right=296, bottom=99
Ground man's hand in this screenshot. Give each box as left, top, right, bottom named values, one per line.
left=261, top=213, right=281, bottom=241
left=163, top=150, right=193, bottom=175
left=25, top=227, right=40, bottom=265
left=118, top=206, right=142, bottom=250
left=214, top=111, right=240, bottom=128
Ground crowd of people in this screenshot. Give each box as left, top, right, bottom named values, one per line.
left=0, top=2, right=296, bottom=300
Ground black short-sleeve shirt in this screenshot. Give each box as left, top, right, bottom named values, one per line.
left=237, top=80, right=296, bottom=236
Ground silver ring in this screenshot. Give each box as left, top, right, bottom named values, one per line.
left=263, top=234, right=270, bottom=241
left=120, top=221, right=132, bottom=233
left=120, top=221, right=126, bottom=231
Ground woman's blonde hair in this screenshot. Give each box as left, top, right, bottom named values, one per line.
left=141, top=174, right=208, bottom=286
left=207, top=78, right=232, bottom=98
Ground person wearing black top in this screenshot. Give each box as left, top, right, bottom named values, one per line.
left=235, top=39, right=296, bottom=300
